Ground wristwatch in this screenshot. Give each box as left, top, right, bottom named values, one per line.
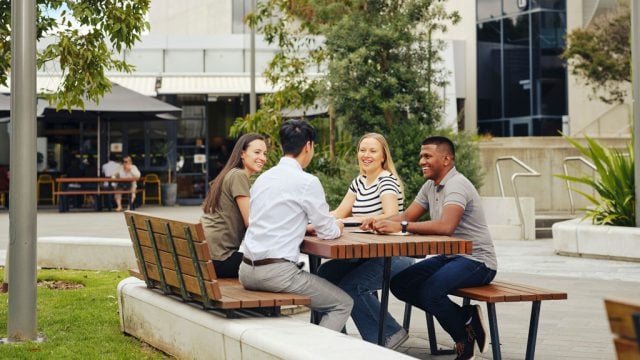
left=401, top=220, right=408, bottom=234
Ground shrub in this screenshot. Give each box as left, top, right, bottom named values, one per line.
left=555, top=135, right=635, bottom=227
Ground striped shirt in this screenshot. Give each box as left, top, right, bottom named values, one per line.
left=349, top=170, right=403, bottom=216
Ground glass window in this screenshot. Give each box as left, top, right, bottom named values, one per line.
left=532, top=117, right=562, bottom=136
left=532, top=0, right=565, bottom=10
left=148, top=121, right=169, bottom=169
left=503, top=14, right=531, bottom=118
left=477, top=20, right=502, bottom=120
left=532, top=11, right=566, bottom=116
left=477, top=0, right=502, bottom=21
left=126, top=123, right=145, bottom=166
left=478, top=119, right=509, bottom=137
left=178, top=105, right=206, bottom=145
left=503, top=0, right=526, bottom=15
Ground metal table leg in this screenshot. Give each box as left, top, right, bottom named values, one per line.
left=378, top=257, right=392, bottom=345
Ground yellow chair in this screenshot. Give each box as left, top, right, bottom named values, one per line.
left=0, top=192, right=5, bottom=208
left=142, top=173, right=161, bottom=205
left=37, top=174, right=56, bottom=205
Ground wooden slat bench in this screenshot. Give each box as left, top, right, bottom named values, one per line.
left=605, top=298, right=640, bottom=359
left=405, top=280, right=567, bottom=360
left=124, top=210, right=311, bottom=317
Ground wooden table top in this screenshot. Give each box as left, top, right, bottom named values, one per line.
left=301, top=229, right=472, bottom=259
left=56, top=177, right=140, bottom=183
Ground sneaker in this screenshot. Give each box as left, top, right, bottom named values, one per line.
left=468, top=305, right=488, bottom=353
left=454, top=327, right=476, bottom=360
left=385, top=328, right=409, bottom=350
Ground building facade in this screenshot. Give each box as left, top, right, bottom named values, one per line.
left=0, top=0, right=629, bottom=205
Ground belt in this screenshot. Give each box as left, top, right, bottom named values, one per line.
left=242, top=257, right=291, bottom=266
left=242, top=257, right=305, bottom=269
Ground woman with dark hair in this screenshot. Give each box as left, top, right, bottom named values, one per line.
left=201, top=133, right=267, bottom=278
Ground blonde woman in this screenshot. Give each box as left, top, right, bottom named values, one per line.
left=318, top=133, right=413, bottom=348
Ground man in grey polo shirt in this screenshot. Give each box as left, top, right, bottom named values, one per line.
left=362, top=136, right=497, bottom=360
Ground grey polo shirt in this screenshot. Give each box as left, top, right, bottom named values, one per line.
left=414, top=167, right=497, bottom=270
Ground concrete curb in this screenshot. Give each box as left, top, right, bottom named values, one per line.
left=38, top=236, right=136, bottom=270
left=117, top=277, right=414, bottom=360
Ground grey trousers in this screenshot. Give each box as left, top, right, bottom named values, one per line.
left=239, top=261, right=353, bottom=332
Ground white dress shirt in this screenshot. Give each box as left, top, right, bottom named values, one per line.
left=240, top=157, right=341, bottom=262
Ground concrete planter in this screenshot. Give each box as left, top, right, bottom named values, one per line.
left=552, top=218, right=640, bottom=261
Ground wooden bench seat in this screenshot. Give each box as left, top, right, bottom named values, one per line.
left=124, top=210, right=311, bottom=317
left=605, top=298, right=640, bottom=359
left=408, top=280, right=567, bottom=360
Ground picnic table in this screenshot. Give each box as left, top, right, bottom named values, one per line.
left=301, top=228, right=472, bottom=345
left=55, top=177, right=141, bottom=212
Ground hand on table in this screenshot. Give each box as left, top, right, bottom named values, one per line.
left=367, top=219, right=402, bottom=234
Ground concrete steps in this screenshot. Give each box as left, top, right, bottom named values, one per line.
left=535, top=213, right=578, bottom=239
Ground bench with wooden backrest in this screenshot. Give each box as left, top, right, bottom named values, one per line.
left=124, top=210, right=311, bottom=317
left=403, top=280, right=567, bottom=360
left=605, top=298, right=640, bottom=360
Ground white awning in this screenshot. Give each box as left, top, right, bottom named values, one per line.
left=1, top=74, right=158, bottom=96
left=157, top=75, right=278, bottom=95
left=108, top=75, right=158, bottom=96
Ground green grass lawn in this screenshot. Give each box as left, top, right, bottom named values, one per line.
left=0, top=269, right=168, bottom=359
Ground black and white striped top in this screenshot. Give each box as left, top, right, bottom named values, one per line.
left=349, top=170, right=403, bottom=217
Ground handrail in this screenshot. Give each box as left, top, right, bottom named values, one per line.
left=495, top=156, right=541, bottom=239
left=562, top=156, right=596, bottom=215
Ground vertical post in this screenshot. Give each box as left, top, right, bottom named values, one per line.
left=7, top=0, right=38, bottom=341
left=632, top=1, right=640, bottom=228
left=249, top=0, right=257, bottom=115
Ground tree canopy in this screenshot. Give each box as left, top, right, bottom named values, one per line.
left=232, top=0, right=476, bottom=202
left=561, top=2, right=630, bottom=104
left=238, top=0, right=459, bottom=133
left=0, top=0, right=150, bottom=109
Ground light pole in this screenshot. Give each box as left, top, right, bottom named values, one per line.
left=4, top=0, right=40, bottom=343
left=250, top=0, right=257, bottom=115
left=633, top=1, right=640, bottom=227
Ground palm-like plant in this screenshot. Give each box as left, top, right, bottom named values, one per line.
left=556, top=135, right=635, bottom=227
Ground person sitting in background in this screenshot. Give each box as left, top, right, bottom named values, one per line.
left=102, top=153, right=120, bottom=185
left=112, top=155, right=141, bottom=211
left=317, top=132, right=413, bottom=348
left=200, top=133, right=267, bottom=278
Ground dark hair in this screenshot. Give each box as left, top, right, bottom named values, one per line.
left=422, top=136, right=455, bottom=160
left=202, top=133, right=266, bottom=214
left=279, top=119, right=316, bottom=156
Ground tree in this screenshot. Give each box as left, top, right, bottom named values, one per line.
left=0, top=0, right=150, bottom=109
left=233, top=0, right=462, bottom=201
left=561, top=2, right=630, bottom=104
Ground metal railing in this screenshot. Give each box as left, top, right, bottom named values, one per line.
left=495, top=156, right=541, bottom=239
left=562, top=156, right=596, bottom=215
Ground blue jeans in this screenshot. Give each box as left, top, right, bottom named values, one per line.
left=317, top=257, right=414, bottom=343
left=390, top=255, right=496, bottom=343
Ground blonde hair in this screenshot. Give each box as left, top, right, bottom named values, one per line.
left=356, top=133, right=403, bottom=192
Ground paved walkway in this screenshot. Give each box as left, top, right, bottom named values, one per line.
left=1, top=205, right=639, bottom=359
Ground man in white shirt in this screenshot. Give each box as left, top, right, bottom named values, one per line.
left=101, top=153, right=120, bottom=188
left=239, top=119, right=353, bottom=332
